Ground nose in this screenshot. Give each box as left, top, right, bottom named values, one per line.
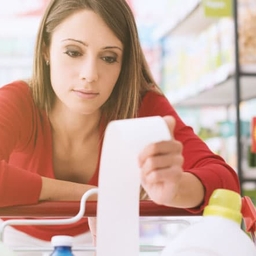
left=80, top=55, right=99, bottom=83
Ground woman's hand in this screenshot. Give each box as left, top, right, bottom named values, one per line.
left=138, top=116, right=184, bottom=206
left=88, top=217, right=97, bottom=246
left=138, top=116, right=204, bottom=208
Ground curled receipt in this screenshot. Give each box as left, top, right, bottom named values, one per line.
left=96, top=116, right=171, bottom=256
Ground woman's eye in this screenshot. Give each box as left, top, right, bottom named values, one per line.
left=102, top=56, right=117, bottom=64
left=64, top=50, right=82, bottom=58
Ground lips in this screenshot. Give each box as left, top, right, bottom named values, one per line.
left=72, top=89, right=99, bottom=99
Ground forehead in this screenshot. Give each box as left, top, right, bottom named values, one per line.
left=51, top=9, right=123, bottom=48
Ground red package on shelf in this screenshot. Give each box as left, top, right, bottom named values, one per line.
left=242, top=196, right=256, bottom=244
left=251, top=117, right=256, bottom=153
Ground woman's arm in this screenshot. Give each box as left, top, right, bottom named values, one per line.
left=40, top=176, right=97, bottom=201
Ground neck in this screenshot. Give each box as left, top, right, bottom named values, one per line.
left=48, top=106, right=101, bottom=144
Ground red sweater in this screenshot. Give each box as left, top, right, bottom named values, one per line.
left=0, top=81, right=239, bottom=240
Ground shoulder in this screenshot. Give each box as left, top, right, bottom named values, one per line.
left=0, top=80, right=47, bottom=150
left=0, top=80, right=38, bottom=123
left=138, top=90, right=176, bottom=117
left=0, top=80, right=33, bottom=104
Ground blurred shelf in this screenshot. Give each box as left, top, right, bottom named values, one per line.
left=242, top=166, right=256, bottom=181
left=166, top=64, right=256, bottom=107
left=153, top=0, right=218, bottom=40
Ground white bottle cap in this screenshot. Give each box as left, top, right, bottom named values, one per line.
left=51, top=235, right=73, bottom=247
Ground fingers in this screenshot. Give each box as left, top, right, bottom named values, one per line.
left=139, top=140, right=184, bottom=187
left=138, top=140, right=183, bottom=168
left=141, top=165, right=182, bottom=184
left=88, top=217, right=97, bottom=246
left=141, top=152, right=183, bottom=174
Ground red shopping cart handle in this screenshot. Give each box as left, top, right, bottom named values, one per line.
left=0, top=200, right=202, bottom=218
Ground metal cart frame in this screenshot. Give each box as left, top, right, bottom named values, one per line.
left=0, top=189, right=255, bottom=254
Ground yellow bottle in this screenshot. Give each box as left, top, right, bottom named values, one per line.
left=161, top=189, right=256, bottom=256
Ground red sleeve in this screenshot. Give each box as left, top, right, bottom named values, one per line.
left=0, top=81, right=42, bottom=207
left=139, top=91, right=240, bottom=212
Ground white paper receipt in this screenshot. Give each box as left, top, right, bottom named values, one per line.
left=96, top=116, right=171, bottom=256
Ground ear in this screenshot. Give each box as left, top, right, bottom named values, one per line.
left=42, top=41, right=50, bottom=63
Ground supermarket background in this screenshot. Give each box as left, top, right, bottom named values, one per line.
left=1, top=0, right=256, bottom=251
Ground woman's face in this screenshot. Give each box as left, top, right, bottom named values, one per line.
left=47, top=9, right=123, bottom=115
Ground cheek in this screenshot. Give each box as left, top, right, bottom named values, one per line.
left=49, top=47, right=76, bottom=79
left=49, top=65, right=70, bottom=98
left=102, top=68, right=121, bottom=94
left=51, top=55, right=74, bottom=75
left=49, top=59, right=76, bottom=89
left=104, top=65, right=121, bottom=84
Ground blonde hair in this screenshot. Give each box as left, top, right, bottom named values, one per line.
left=30, top=0, right=161, bottom=125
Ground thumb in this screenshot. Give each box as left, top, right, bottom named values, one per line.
left=163, top=115, right=176, bottom=138
left=88, top=217, right=97, bottom=246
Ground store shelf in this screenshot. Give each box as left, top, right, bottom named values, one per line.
left=242, top=162, right=256, bottom=181
left=171, top=75, right=256, bottom=107
left=167, top=65, right=256, bottom=107
left=153, top=0, right=218, bottom=39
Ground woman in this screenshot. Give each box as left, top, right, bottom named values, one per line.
left=0, top=0, right=239, bottom=255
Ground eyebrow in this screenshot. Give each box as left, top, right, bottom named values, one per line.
left=61, top=38, right=123, bottom=51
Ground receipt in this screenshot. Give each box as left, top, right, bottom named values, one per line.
left=96, top=116, right=171, bottom=256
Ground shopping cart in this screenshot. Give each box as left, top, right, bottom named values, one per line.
left=0, top=188, right=200, bottom=255
left=0, top=189, right=255, bottom=254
